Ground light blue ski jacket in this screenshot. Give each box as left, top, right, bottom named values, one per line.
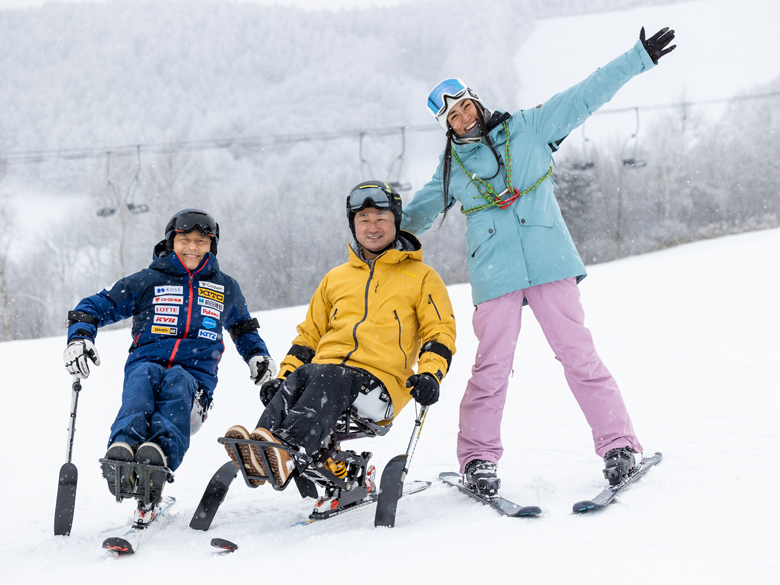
left=401, top=40, right=657, bottom=306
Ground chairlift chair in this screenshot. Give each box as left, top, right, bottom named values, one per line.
left=359, top=129, right=412, bottom=191
left=620, top=107, right=647, bottom=169
left=96, top=146, right=150, bottom=217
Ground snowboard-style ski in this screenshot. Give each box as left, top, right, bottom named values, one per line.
left=439, top=472, right=541, bottom=517
left=189, top=462, right=239, bottom=531
left=572, top=451, right=662, bottom=514
left=102, top=496, right=176, bottom=555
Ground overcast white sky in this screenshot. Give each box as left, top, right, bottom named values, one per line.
left=0, top=0, right=423, bottom=11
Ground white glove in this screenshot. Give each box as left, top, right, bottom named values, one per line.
left=63, top=339, right=101, bottom=379
left=248, top=355, right=278, bottom=386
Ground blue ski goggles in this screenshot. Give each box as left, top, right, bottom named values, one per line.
left=347, top=185, right=394, bottom=212
left=427, top=78, right=468, bottom=117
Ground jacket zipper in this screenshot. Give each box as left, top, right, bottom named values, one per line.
left=168, top=262, right=206, bottom=367
left=393, top=310, right=408, bottom=369
left=343, top=261, right=375, bottom=365
left=428, top=294, right=441, bottom=320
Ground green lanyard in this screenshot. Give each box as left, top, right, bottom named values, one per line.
left=453, top=121, right=552, bottom=215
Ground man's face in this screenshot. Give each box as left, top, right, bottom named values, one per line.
left=172, top=230, right=212, bottom=271
left=446, top=99, right=480, bottom=136
left=354, top=207, right=396, bottom=260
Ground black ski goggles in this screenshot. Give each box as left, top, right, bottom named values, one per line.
left=168, top=210, right=219, bottom=239
left=347, top=185, right=394, bottom=212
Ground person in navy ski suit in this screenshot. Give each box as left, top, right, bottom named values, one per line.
left=63, top=209, right=276, bottom=505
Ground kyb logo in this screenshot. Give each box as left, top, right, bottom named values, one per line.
left=197, top=297, right=224, bottom=312
left=154, top=285, right=183, bottom=296
left=199, top=281, right=225, bottom=293
left=155, top=305, right=179, bottom=315
left=154, top=315, right=177, bottom=325
left=201, top=307, right=220, bottom=319
left=198, top=288, right=225, bottom=303
left=154, top=295, right=183, bottom=305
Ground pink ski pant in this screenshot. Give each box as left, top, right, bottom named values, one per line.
left=457, top=277, right=642, bottom=472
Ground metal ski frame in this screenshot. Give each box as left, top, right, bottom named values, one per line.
left=375, top=404, right=429, bottom=527
left=97, top=459, right=174, bottom=507
left=191, top=406, right=435, bottom=530
left=54, top=376, right=82, bottom=536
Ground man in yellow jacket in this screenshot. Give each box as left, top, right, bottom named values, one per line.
left=225, top=180, right=456, bottom=486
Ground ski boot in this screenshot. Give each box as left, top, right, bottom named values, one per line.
left=602, top=446, right=638, bottom=486
left=464, top=459, right=501, bottom=497
left=134, top=442, right=168, bottom=504
left=133, top=499, right=162, bottom=527
left=101, top=442, right=136, bottom=497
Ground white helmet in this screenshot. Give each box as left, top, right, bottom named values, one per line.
left=427, top=78, right=486, bottom=131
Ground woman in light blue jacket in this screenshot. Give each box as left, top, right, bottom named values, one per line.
left=401, top=27, right=676, bottom=496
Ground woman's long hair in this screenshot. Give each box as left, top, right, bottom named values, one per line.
left=440, top=103, right=504, bottom=223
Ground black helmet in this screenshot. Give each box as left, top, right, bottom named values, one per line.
left=346, top=181, right=403, bottom=239
left=164, top=209, right=220, bottom=256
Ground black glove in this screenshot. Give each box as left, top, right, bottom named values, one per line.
left=259, top=378, right=284, bottom=406
left=406, top=373, right=440, bottom=406
left=640, top=26, right=676, bottom=64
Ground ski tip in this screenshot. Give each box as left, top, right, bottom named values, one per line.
left=572, top=500, right=600, bottom=514
left=513, top=505, right=542, bottom=517
left=103, top=537, right=135, bottom=555
left=211, top=537, right=238, bottom=552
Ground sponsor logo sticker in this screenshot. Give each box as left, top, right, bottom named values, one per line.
left=152, top=326, right=177, bottom=335
left=198, top=297, right=224, bottom=312
left=153, top=315, right=177, bottom=325
left=198, top=329, right=218, bottom=341
left=154, top=285, right=183, bottom=296
left=154, top=295, right=183, bottom=305
left=199, top=281, right=225, bottom=293
left=201, top=307, right=220, bottom=319
left=155, top=305, right=180, bottom=315
left=198, top=288, right=225, bottom=303
left=202, top=317, right=217, bottom=329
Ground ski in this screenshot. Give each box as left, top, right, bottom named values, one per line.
left=206, top=480, right=431, bottom=550
left=189, top=461, right=239, bottom=531
left=312, top=479, right=430, bottom=521
left=572, top=451, right=662, bottom=514
left=102, top=496, right=176, bottom=555
left=439, top=472, right=542, bottom=517
left=210, top=537, right=238, bottom=553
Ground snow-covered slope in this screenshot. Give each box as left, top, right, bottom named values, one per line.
left=3, top=227, right=778, bottom=582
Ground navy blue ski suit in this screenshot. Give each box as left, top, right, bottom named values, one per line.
left=67, top=247, right=270, bottom=470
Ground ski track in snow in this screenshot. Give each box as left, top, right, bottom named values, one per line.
left=3, top=228, right=778, bottom=582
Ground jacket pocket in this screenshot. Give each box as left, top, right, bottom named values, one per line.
left=466, top=217, right=497, bottom=258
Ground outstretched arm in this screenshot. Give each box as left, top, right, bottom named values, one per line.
left=524, top=27, right=676, bottom=146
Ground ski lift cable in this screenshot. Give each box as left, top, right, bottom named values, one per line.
left=2, top=91, right=779, bottom=166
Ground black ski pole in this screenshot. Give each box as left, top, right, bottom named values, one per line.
left=374, top=404, right=429, bottom=528
left=54, top=376, right=82, bottom=536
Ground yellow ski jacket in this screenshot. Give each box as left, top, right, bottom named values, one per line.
left=277, top=232, right=456, bottom=420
